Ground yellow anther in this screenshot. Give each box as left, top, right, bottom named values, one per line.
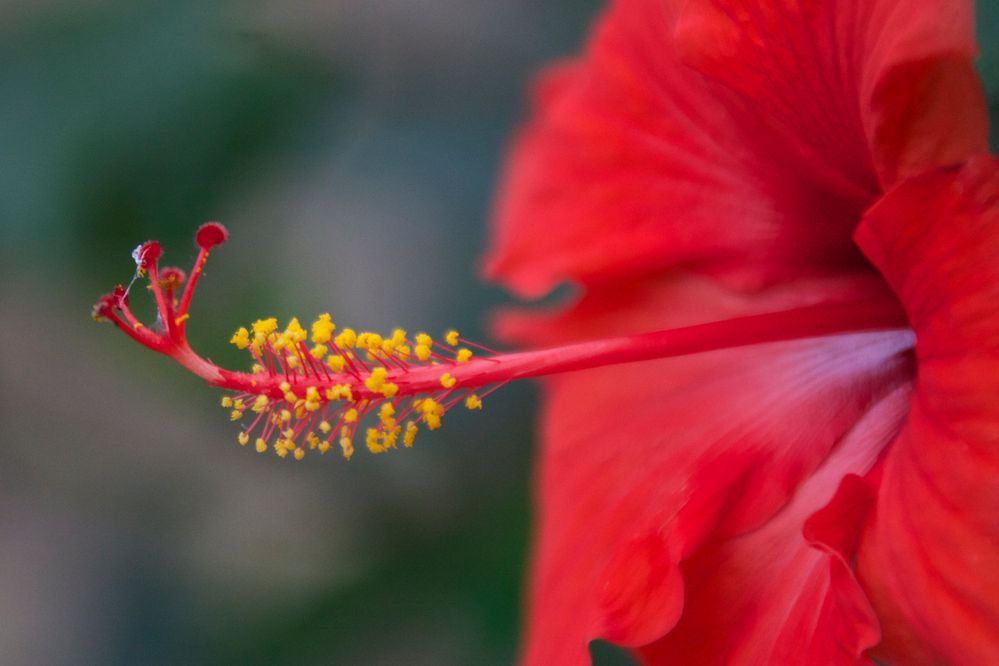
left=335, top=328, right=357, bottom=348
left=221, top=396, right=233, bottom=408
left=310, top=344, right=328, bottom=359
left=465, top=394, right=482, bottom=410
left=230, top=410, right=244, bottom=421
left=276, top=446, right=289, bottom=459
left=318, top=440, right=331, bottom=455
left=283, top=428, right=295, bottom=439
left=295, top=405, right=307, bottom=419
left=311, top=313, right=336, bottom=344
left=415, top=333, right=432, bottom=347
left=365, top=333, right=384, bottom=352
left=381, top=383, right=399, bottom=398
left=445, top=329, right=460, bottom=346
left=306, top=432, right=320, bottom=449
left=318, top=420, right=332, bottom=434
left=305, top=401, right=320, bottom=412
left=293, top=447, right=305, bottom=461
left=327, top=355, right=346, bottom=372
left=326, top=384, right=353, bottom=401
left=233, top=399, right=245, bottom=410
left=365, top=367, right=388, bottom=392
left=415, top=344, right=431, bottom=361
left=252, top=395, right=269, bottom=413
left=440, top=373, right=456, bottom=389
left=366, top=428, right=385, bottom=454
left=379, top=403, right=395, bottom=419
left=339, top=436, right=354, bottom=460
left=252, top=318, right=278, bottom=336
left=418, top=397, right=443, bottom=429
left=286, top=355, right=301, bottom=370
left=306, top=387, right=321, bottom=402
left=404, top=421, right=418, bottom=448
left=255, top=438, right=268, bottom=453
left=284, top=390, right=298, bottom=403
left=238, top=432, right=250, bottom=445
left=456, top=348, right=473, bottom=363
left=381, top=339, right=396, bottom=355
left=396, top=345, right=411, bottom=360
left=280, top=409, right=292, bottom=423
left=279, top=381, right=291, bottom=392
left=175, top=313, right=190, bottom=326
left=284, top=317, right=306, bottom=343
left=391, top=328, right=407, bottom=345
left=383, top=426, right=400, bottom=449
left=343, top=408, right=358, bottom=423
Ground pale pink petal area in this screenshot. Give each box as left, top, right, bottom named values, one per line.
left=498, top=276, right=914, bottom=664
left=853, top=156, right=999, bottom=664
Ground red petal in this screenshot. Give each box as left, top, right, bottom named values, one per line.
left=676, top=0, right=986, bottom=189
left=853, top=156, right=999, bottom=664
left=868, top=55, right=987, bottom=186
left=484, top=0, right=874, bottom=299
left=508, top=275, right=913, bottom=664
left=484, top=0, right=986, bottom=299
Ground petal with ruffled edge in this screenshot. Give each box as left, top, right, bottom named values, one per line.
left=637, top=386, right=909, bottom=666
left=852, top=156, right=999, bottom=664
left=497, top=275, right=914, bottom=664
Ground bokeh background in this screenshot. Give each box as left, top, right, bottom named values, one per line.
left=1, top=2, right=997, bottom=664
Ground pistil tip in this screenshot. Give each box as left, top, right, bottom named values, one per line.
left=132, top=241, right=162, bottom=273
left=196, top=222, right=228, bottom=250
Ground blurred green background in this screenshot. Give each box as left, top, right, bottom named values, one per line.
left=0, top=2, right=996, bottom=664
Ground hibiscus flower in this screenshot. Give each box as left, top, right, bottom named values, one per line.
left=91, top=0, right=998, bottom=663
left=484, top=0, right=998, bottom=664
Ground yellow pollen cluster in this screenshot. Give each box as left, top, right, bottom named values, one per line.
left=363, top=367, right=398, bottom=398
left=311, top=313, right=335, bottom=344
left=222, top=315, right=492, bottom=461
